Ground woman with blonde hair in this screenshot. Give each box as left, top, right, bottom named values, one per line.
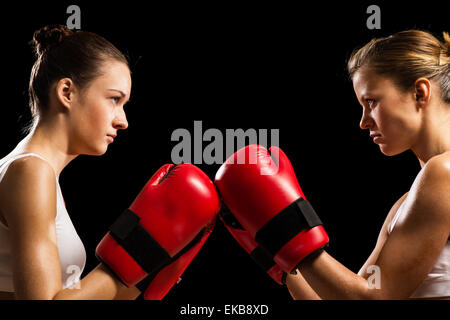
left=285, top=29, right=450, bottom=299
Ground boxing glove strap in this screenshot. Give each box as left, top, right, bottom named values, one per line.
left=249, top=245, right=276, bottom=272
left=220, top=205, right=278, bottom=271
left=135, top=224, right=207, bottom=292
left=109, top=209, right=172, bottom=275
left=255, top=197, right=323, bottom=255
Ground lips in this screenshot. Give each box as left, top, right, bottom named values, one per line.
left=370, top=133, right=381, bottom=139
left=370, top=132, right=382, bottom=143
left=107, top=134, right=116, bottom=143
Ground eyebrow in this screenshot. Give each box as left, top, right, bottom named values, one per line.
left=107, top=89, right=128, bottom=97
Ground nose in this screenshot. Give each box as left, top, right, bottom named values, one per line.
left=113, top=107, right=128, bottom=130
left=359, top=108, right=374, bottom=130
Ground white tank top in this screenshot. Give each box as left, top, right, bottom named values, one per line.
left=389, top=200, right=450, bottom=298
left=0, top=153, right=86, bottom=292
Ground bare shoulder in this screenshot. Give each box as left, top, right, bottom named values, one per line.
left=423, top=152, right=450, bottom=177
left=407, top=152, right=450, bottom=228
left=0, top=155, right=57, bottom=228
left=0, top=155, right=56, bottom=196
left=414, top=152, right=450, bottom=201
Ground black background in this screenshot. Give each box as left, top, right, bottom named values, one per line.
left=0, top=0, right=448, bottom=315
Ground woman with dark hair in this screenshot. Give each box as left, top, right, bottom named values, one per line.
left=0, top=25, right=140, bottom=299
left=285, top=30, right=450, bottom=299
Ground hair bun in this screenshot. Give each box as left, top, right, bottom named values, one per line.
left=442, top=32, right=450, bottom=56
left=31, top=24, right=73, bottom=56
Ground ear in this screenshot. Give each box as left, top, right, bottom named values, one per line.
left=414, top=78, right=432, bottom=108
left=55, top=78, right=76, bottom=110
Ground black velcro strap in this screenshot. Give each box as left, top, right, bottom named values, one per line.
left=135, top=226, right=207, bottom=292
left=109, top=209, right=171, bottom=275
left=135, top=271, right=151, bottom=292
left=249, top=245, right=276, bottom=272
left=254, top=197, right=322, bottom=256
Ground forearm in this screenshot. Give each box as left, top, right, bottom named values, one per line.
left=53, top=263, right=141, bottom=300
left=285, top=271, right=322, bottom=300
left=297, top=251, right=374, bottom=300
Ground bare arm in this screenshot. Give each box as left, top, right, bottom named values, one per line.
left=285, top=271, right=322, bottom=300
left=286, top=191, right=410, bottom=300
left=292, top=157, right=450, bottom=299
left=0, top=157, right=140, bottom=300
left=357, top=192, right=409, bottom=278
left=53, top=263, right=141, bottom=300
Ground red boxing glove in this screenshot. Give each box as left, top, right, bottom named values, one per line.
left=219, top=206, right=286, bottom=285
left=96, top=163, right=220, bottom=299
left=215, top=145, right=329, bottom=273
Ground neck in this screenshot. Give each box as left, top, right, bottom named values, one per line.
left=12, top=116, right=78, bottom=179
left=412, top=104, right=450, bottom=167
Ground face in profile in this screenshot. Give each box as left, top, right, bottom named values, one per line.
left=68, top=59, right=132, bottom=156
left=352, top=66, right=422, bottom=156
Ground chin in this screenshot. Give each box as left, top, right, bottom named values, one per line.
left=379, top=144, right=408, bottom=157
left=97, top=146, right=109, bottom=156
left=84, top=143, right=109, bottom=156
